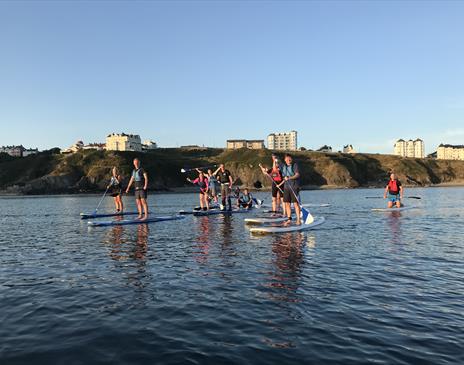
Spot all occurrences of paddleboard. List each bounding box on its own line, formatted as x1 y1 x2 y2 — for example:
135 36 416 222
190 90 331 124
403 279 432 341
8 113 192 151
179 208 219 215
371 206 414 212
80 211 139 220
88 215 185 227
249 217 326 234
193 209 253 216
244 216 289 225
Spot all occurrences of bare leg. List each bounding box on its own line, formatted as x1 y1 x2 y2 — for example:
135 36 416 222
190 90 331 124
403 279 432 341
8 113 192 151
387 201 393 208
272 197 277 212
396 200 401 208
136 199 142 218
141 199 148 220
199 193 204 209
113 197 119 211
118 196 124 212
294 202 301 225
205 194 210 210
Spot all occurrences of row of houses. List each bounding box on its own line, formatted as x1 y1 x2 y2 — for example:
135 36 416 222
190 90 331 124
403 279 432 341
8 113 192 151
0 145 39 157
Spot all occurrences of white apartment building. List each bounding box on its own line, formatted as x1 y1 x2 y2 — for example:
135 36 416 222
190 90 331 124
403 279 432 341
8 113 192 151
394 138 425 158
343 144 356 154
267 131 298 151
437 144 464 160
106 133 142 152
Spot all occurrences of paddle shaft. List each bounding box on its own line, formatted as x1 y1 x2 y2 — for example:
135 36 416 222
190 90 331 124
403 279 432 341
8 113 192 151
95 185 110 213
259 164 284 194
181 165 217 173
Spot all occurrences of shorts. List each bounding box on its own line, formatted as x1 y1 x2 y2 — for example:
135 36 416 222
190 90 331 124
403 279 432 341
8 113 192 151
388 193 400 203
135 189 147 200
220 183 230 197
272 182 283 198
199 189 208 195
209 185 217 196
110 189 122 198
283 184 300 203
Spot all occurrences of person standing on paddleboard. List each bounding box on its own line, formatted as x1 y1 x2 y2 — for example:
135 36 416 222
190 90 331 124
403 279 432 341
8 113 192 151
260 153 283 214
126 158 149 220
206 169 219 203
384 173 404 208
213 164 234 211
107 166 124 213
280 154 302 225
187 170 210 211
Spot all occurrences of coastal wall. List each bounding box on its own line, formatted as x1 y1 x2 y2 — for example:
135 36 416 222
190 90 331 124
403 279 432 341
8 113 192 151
1 148 464 194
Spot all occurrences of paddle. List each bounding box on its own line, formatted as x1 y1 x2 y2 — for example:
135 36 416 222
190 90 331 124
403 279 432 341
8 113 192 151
286 182 314 225
181 165 217 173
365 196 421 199
94 185 110 215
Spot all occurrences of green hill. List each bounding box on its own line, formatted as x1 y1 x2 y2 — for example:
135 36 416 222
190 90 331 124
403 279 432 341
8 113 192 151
1 148 464 194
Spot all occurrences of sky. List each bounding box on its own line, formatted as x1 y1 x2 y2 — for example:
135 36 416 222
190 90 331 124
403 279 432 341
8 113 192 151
0 0 463 154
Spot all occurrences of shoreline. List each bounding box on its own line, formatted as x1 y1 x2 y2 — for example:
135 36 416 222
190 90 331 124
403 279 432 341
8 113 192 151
2 182 464 197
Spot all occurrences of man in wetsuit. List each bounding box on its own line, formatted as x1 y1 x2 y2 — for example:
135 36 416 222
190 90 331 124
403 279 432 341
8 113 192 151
125 158 149 220
213 164 234 211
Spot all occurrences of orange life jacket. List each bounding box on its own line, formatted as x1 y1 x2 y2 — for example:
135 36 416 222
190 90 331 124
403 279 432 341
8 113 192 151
388 179 400 194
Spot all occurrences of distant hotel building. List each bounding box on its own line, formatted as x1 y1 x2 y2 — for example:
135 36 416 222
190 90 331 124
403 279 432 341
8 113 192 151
343 144 356 154
106 133 142 152
437 144 464 160
227 140 265 150
0 145 38 157
394 139 425 158
267 131 297 151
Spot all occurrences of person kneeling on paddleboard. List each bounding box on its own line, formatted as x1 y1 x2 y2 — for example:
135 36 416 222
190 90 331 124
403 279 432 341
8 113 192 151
126 158 149 220
187 170 210 211
107 167 124 213
384 173 404 208
280 154 302 225
213 164 234 211
237 188 254 210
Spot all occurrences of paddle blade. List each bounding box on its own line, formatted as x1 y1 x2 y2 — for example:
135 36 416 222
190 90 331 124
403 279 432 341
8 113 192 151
180 168 186 173
301 207 314 225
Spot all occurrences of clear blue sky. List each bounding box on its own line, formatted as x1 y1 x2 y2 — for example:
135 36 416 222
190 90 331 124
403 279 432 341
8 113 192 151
1 0 463 154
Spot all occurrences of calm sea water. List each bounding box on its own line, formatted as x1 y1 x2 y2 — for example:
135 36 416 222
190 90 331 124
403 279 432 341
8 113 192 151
1 188 463 365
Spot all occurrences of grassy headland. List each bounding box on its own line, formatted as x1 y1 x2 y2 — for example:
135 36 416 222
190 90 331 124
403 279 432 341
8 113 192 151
1 148 464 194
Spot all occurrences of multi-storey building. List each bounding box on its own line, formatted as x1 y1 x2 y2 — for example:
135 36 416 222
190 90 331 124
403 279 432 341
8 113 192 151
0 145 25 157
437 144 464 160
267 131 297 151
106 133 142 152
226 140 265 150
394 138 425 158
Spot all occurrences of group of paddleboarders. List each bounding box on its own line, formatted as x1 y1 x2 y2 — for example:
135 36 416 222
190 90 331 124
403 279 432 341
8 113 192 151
106 158 149 220
259 153 303 225
100 154 406 224
187 164 256 212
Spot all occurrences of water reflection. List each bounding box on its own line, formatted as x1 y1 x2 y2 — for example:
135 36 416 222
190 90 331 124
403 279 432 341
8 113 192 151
193 217 211 265
265 232 311 303
387 212 402 245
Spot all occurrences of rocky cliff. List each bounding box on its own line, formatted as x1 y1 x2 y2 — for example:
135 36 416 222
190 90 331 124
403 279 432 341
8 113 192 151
1 148 464 195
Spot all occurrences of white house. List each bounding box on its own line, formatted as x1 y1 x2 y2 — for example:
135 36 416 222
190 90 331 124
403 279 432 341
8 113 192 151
106 133 142 152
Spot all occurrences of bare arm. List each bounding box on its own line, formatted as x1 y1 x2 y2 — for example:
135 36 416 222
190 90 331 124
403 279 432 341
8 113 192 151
126 176 134 193
384 185 389 198
213 166 221 176
143 172 148 190
399 185 404 198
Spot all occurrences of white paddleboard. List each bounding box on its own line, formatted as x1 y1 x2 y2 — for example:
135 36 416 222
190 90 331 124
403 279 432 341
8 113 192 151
372 206 414 212
244 216 289 225
250 217 326 234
